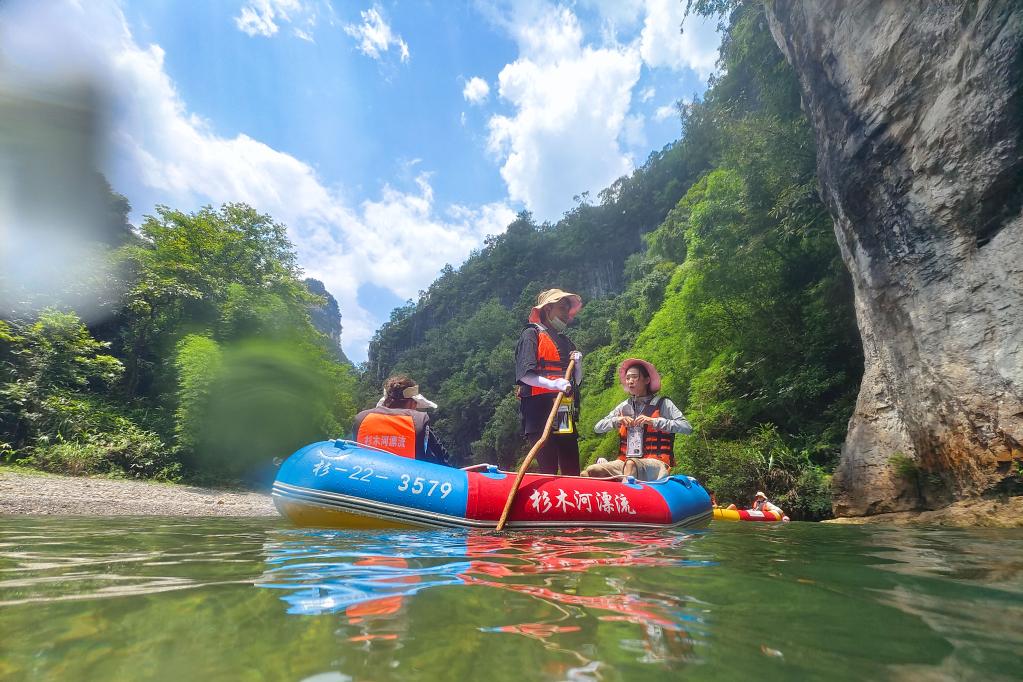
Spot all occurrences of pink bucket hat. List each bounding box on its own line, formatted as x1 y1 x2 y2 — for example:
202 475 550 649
618 358 661 393
528 288 582 324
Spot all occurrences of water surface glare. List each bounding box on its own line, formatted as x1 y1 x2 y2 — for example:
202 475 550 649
1 517 1021 680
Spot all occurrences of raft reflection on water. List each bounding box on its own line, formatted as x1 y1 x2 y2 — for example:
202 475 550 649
257 528 712 666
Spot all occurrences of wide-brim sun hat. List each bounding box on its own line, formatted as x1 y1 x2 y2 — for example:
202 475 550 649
755 491 767 499
618 358 661 393
528 288 582 324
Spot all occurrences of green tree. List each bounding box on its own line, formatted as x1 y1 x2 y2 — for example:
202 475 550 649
115 203 314 397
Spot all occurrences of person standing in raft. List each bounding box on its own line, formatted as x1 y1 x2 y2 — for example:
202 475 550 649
515 288 584 476
582 358 692 481
352 375 452 466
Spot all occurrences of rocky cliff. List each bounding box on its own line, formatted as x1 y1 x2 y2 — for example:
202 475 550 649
304 278 349 364
764 1 1023 515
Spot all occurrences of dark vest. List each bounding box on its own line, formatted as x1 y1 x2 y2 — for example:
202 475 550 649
519 323 569 398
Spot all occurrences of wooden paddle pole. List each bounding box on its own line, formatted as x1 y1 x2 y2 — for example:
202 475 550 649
495 358 575 531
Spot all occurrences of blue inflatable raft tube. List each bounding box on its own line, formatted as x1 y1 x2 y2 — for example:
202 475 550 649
272 440 712 530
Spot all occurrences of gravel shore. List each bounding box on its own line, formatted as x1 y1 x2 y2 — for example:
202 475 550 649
0 468 277 516
5 466 1019 526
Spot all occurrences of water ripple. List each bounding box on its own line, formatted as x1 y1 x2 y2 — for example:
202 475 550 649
2 518 1022 680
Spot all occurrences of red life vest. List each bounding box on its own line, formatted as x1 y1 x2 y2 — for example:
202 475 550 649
519 323 570 398
353 407 428 459
617 397 675 467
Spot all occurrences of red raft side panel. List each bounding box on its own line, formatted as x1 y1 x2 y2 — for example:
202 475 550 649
466 471 673 527
737 509 783 522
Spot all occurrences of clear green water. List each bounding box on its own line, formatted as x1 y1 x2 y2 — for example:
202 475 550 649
1 518 1021 681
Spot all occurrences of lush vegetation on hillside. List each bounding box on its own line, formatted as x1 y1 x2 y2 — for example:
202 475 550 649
366 2 862 519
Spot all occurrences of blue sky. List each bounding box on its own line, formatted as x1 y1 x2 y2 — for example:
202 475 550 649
0 0 721 361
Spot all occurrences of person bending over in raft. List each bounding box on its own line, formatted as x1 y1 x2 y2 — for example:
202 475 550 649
352 375 452 466
582 358 692 481
514 288 584 476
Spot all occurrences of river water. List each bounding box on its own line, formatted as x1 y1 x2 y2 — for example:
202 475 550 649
1 517 1020 681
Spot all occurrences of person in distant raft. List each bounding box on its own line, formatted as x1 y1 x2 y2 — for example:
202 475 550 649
751 491 785 517
352 375 452 466
582 359 691 481
726 491 788 520
515 288 584 476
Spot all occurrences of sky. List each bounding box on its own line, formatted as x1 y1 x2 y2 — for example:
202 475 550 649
0 0 721 361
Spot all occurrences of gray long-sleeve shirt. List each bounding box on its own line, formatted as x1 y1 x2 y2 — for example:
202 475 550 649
594 395 692 456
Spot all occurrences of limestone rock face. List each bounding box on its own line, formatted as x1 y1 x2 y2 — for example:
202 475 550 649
764 1 1023 515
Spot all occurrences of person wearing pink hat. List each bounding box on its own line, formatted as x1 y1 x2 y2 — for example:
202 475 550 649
582 358 691 481
514 288 584 476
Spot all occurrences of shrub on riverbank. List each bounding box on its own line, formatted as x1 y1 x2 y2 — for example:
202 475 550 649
25 393 180 480
679 423 833 520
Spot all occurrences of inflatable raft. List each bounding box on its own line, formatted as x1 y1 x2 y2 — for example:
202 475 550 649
272 440 712 530
712 507 788 522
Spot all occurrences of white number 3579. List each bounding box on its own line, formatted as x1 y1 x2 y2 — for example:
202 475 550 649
398 475 453 498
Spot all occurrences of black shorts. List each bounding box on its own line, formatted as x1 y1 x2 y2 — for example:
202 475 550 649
526 432 580 477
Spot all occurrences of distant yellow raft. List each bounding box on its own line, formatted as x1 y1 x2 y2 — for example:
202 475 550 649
713 507 788 523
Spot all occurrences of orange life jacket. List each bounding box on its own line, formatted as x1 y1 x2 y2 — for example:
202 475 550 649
519 323 570 398
617 396 675 467
353 407 428 459
346 557 417 622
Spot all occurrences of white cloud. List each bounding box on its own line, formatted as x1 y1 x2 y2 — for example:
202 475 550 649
654 104 675 121
477 1 722 220
577 0 645 27
462 76 490 105
639 0 720 79
622 113 646 149
356 177 515 301
0 0 512 359
234 0 305 38
511 4 583 63
486 4 641 219
343 6 409 63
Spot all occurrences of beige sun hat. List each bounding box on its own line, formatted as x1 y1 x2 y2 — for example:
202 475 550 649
377 383 438 409
528 288 582 324
755 491 767 499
